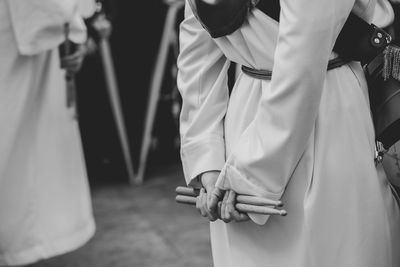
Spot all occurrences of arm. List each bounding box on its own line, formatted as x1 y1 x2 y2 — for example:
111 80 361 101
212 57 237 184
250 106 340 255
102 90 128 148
216 0 355 224
177 1 230 188
60 4 90 74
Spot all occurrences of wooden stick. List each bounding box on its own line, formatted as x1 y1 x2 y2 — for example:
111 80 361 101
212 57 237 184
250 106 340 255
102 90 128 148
175 186 198 197
99 38 136 184
237 195 283 207
175 186 283 207
175 195 287 216
236 203 287 216
176 195 197 205
136 0 184 184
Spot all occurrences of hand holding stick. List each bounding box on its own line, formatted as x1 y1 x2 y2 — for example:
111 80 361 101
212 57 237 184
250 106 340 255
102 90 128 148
175 186 287 216
59 23 85 119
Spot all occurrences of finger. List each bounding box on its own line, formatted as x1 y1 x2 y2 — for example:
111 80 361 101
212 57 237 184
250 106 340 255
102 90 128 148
195 190 203 216
61 49 86 67
208 187 223 215
200 189 218 221
211 187 224 199
225 190 236 221
65 65 81 73
220 191 227 221
195 189 203 209
62 54 81 62
61 56 83 65
206 194 218 222
225 191 249 222
60 60 82 71
221 192 230 223
217 201 222 219
200 190 209 218
228 205 249 222
65 60 85 73
206 192 219 222
196 189 207 217
233 211 250 222
195 196 203 215
62 50 85 62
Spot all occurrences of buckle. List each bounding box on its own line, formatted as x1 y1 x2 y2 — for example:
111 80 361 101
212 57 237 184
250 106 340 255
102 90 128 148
371 24 393 49
375 141 387 164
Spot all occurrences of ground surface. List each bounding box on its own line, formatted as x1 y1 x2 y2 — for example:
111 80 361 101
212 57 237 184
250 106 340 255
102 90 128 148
27 164 213 267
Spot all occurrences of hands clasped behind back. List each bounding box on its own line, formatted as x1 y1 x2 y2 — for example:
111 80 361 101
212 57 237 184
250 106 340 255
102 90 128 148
196 171 249 223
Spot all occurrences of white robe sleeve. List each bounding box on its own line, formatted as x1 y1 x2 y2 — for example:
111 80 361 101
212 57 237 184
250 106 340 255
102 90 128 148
215 0 356 223
177 2 230 187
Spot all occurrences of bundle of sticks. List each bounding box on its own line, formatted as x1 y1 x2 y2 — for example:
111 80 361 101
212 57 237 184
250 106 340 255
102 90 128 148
175 186 287 216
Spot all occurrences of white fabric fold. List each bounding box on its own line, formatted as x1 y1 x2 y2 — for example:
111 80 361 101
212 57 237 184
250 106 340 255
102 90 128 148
181 136 226 186
373 0 395 27
6 0 87 56
177 3 230 185
178 0 400 265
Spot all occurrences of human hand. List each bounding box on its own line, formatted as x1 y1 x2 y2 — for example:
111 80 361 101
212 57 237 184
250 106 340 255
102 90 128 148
60 43 87 75
196 171 223 221
220 190 249 223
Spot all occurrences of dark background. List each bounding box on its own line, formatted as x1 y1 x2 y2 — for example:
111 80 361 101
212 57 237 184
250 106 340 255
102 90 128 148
76 0 185 185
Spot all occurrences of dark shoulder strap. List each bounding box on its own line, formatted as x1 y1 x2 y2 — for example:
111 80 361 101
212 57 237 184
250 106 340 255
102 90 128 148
187 0 251 38
255 0 280 22
256 0 391 65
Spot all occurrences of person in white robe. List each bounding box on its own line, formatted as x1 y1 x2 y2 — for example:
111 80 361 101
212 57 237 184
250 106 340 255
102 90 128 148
177 0 400 266
0 0 96 265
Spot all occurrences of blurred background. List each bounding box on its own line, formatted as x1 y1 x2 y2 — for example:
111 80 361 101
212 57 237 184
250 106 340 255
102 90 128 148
3 1 399 267
78 0 182 185
26 0 213 266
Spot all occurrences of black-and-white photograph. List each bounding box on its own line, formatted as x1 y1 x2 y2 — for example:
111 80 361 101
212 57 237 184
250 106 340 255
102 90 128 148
0 0 400 266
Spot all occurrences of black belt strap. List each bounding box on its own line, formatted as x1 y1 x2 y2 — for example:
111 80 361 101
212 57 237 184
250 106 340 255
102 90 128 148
241 57 349 80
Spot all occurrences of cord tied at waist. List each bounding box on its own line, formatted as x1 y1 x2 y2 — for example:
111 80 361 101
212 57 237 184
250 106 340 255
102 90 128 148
241 57 349 80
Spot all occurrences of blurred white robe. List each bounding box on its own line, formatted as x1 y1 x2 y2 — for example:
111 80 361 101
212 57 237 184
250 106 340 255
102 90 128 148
0 0 95 265
178 0 400 266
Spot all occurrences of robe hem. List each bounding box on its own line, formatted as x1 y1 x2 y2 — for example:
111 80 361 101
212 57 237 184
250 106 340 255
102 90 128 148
0 219 95 266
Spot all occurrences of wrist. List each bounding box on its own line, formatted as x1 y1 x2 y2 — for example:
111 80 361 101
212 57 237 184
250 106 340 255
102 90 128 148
200 171 220 191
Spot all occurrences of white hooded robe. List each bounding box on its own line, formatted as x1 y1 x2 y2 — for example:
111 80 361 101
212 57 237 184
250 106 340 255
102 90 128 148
178 0 400 266
0 0 95 265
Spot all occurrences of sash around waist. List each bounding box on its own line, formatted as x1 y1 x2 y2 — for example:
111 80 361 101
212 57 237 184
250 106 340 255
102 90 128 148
241 57 350 80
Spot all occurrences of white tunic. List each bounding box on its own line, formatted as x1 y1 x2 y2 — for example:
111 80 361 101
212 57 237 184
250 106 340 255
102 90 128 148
0 1 95 265
177 0 400 266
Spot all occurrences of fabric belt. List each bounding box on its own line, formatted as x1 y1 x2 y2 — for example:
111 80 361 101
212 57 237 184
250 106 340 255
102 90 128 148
241 57 350 80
